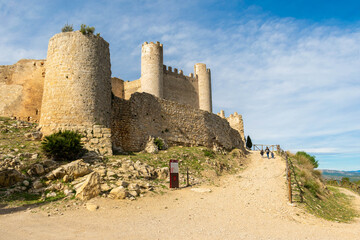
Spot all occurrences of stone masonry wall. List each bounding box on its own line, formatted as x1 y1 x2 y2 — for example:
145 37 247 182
227 112 245 143
124 79 141 100
111 77 125 99
112 92 245 152
0 59 45 122
40 31 112 134
39 31 112 155
163 66 199 109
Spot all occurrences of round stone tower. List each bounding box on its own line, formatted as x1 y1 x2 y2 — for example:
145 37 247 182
141 41 163 98
194 63 212 112
39 31 112 135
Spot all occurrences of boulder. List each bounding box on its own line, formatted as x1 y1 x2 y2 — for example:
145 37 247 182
156 167 169 180
24 131 43 140
46 159 91 180
144 136 158 154
108 187 129 199
116 180 129 188
33 180 43 189
46 167 66 180
0 169 25 187
63 159 91 178
33 164 45 175
75 172 101 201
86 203 99 211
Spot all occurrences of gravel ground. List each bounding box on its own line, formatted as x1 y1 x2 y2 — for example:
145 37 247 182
1 151 360 240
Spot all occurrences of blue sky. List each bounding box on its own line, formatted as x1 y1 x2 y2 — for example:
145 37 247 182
1 0 360 170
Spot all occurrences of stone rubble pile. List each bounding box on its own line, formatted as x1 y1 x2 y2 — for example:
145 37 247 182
0 153 170 201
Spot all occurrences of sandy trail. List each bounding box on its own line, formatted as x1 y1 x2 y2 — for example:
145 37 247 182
1 151 360 240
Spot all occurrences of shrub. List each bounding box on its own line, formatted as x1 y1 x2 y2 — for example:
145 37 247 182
154 138 164 150
41 130 83 161
61 24 73 32
80 24 95 35
295 151 319 168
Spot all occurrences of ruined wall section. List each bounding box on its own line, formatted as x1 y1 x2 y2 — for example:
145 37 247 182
124 79 141 99
227 112 245 142
39 31 112 155
0 59 45 121
112 92 245 152
163 65 199 109
111 77 124 99
111 78 141 100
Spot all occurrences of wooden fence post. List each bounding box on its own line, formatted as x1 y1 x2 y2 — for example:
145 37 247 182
186 167 189 187
286 153 292 203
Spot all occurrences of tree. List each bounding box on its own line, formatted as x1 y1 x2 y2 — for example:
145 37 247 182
246 135 252 149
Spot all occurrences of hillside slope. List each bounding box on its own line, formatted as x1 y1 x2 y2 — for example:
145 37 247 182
1 151 360 239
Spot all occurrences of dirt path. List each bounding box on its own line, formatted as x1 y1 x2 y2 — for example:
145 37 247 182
1 151 360 240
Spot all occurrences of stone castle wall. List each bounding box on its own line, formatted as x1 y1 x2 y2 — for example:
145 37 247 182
40 31 112 134
39 31 112 155
163 66 199 109
111 77 125 99
227 112 245 143
112 92 245 152
0 59 45 122
0 34 244 156
111 78 141 100
111 42 212 112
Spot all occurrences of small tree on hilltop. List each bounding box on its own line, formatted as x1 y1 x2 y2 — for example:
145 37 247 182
62 23 74 32
246 135 252 149
80 24 95 35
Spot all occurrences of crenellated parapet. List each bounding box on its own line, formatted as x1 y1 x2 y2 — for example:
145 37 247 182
226 112 245 143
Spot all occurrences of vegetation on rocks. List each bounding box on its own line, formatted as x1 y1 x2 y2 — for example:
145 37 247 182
61 23 74 32
41 130 84 161
80 24 95 35
0 117 248 211
287 151 358 222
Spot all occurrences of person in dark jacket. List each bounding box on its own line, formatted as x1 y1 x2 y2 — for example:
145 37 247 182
265 147 270 159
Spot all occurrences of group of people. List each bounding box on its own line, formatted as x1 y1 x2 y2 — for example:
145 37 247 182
260 147 275 159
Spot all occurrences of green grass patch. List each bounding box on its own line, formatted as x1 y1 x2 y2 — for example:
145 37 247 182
0 191 66 207
110 146 246 180
303 186 359 222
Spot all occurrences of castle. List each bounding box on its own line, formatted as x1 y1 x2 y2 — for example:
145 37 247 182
0 31 245 154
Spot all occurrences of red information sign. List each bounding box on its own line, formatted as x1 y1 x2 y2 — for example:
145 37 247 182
169 159 179 188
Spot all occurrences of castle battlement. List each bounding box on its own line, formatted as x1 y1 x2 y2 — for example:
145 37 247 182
142 41 163 48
